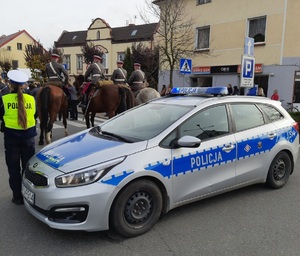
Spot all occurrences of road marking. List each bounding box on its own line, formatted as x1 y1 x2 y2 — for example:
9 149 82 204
36 116 107 129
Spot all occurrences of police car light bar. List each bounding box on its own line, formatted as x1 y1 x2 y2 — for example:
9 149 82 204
170 87 228 96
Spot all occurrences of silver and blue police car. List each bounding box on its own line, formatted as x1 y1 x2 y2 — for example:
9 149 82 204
22 87 299 238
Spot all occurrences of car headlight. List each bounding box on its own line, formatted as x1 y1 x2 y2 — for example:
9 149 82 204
55 157 125 187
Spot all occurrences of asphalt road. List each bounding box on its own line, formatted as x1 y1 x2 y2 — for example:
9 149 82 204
0 115 300 256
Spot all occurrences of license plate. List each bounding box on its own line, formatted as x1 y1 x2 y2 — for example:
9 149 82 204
22 184 35 205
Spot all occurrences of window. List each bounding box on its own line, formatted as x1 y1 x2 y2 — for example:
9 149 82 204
179 105 229 140
97 31 100 40
63 55 71 70
197 0 211 4
258 104 284 122
102 53 107 68
7 46 11 51
117 52 125 62
12 60 18 69
231 104 264 132
76 55 83 70
27 44 33 52
17 43 22 50
248 16 266 43
196 26 210 50
131 30 138 36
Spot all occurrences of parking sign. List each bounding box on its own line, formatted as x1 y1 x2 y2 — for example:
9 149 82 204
240 55 255 88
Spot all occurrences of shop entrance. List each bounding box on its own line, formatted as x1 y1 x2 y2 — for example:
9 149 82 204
254 75 269 96
191 76 212 87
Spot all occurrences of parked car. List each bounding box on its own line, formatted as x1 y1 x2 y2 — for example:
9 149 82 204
22 87 299 238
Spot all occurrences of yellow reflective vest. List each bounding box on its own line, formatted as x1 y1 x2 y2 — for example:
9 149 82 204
2 93 36 130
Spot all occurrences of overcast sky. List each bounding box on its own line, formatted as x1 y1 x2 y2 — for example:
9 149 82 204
1 0 158 49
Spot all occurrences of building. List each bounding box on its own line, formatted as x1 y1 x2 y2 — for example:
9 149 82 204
0 30 41 70
54 18 158 80
155 0 300 107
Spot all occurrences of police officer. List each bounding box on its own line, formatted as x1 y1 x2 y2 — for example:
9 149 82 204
0 70 37 205
128 63 145 95
80 55 106 108
111 61 127 85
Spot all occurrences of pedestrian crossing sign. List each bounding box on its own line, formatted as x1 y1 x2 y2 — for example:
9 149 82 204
180 58 192 74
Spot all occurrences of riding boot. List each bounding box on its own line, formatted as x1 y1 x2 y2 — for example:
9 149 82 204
79 94 87 108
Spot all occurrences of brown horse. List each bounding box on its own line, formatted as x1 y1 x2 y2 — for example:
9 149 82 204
74 76 135 128
37 84 69 145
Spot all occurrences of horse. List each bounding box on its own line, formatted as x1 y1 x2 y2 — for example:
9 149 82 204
37 84 69 145
74 75 135 128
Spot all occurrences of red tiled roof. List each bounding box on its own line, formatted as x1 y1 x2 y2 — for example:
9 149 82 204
0 30 40 47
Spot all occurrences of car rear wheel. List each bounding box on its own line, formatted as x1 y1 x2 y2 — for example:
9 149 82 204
266 151 292 189
110 179 163 238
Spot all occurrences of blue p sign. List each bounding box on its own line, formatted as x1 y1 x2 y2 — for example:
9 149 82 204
243 58 254 78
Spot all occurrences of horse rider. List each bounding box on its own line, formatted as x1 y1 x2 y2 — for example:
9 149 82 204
111 61 127 85
128 63 145 96
79 54 106 108
45 53 71 100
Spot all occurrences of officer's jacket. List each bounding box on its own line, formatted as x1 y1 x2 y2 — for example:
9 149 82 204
46 61 69 83
84 63 106 84
111 68 127 84
128 69 145 85
2 93 36 130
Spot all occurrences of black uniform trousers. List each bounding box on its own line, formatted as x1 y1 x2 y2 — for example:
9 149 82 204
4 135 35 200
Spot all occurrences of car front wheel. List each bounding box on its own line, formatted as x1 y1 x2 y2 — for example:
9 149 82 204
110 179 163 238
266 151 292 189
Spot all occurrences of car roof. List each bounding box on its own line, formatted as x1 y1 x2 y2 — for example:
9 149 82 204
152 93 281 108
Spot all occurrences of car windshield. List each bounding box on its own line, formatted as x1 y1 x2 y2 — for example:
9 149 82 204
99 103 193 142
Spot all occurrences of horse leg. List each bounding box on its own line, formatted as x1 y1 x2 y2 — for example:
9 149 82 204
91 112 96 127
62 110 69 137
85 112 90 129
39 124 45 145
45 113 57 144
107 111 115 118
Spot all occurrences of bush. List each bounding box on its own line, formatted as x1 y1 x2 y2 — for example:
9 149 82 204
288 112 300 123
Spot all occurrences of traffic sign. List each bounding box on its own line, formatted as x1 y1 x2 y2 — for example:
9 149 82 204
180 58 192 74
240 55 255 88
244 37 254 56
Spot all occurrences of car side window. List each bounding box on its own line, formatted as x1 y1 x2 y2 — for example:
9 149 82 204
231 104 265 132
257 103 284 122
179 105 229 140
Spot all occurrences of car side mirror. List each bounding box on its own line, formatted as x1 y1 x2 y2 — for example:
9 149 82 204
175 135 201 148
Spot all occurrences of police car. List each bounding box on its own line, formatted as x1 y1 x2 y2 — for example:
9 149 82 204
22 87 299 238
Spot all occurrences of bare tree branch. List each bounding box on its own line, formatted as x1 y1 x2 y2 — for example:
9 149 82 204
141 0 214 87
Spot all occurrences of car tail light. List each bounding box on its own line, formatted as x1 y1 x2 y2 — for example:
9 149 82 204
293 122 299 133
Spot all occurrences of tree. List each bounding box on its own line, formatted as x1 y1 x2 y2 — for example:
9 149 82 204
123 47 134 78
0 48 12 75
0 60 11 74
81 42 104 64
24 42 49 82
142 0 202 87
131 43 159 88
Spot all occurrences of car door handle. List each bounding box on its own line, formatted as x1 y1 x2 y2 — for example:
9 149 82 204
222 144 235 153
268 132 276 139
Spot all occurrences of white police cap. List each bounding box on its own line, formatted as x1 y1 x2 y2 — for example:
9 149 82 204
7 70 29 85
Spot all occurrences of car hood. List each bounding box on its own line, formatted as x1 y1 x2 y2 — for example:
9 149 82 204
36 130 148 173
